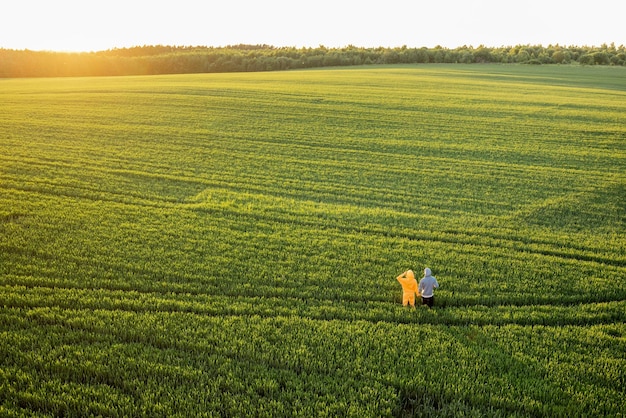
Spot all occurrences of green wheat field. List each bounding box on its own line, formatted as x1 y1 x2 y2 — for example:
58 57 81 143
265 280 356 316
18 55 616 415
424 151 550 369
1 64 625 417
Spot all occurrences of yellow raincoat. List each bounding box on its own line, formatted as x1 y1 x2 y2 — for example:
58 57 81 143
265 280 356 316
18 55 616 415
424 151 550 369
397 270 420 307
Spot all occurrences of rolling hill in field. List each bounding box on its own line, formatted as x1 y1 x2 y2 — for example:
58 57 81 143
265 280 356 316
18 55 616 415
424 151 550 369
1 64 625 417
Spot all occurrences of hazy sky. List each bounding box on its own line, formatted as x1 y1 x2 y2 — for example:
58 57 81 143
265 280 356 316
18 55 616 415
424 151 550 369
2 0 624 52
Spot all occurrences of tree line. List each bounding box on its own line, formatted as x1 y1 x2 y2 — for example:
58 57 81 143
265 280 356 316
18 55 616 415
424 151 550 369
1 43 624 77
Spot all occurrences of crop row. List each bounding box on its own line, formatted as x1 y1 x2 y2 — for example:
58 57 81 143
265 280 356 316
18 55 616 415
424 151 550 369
3 178 624 288
3 221 623 317
1 305 624 417
1 280 624 327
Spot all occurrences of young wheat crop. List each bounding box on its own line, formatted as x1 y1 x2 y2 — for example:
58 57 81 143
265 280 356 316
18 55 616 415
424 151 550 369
1 64 625 417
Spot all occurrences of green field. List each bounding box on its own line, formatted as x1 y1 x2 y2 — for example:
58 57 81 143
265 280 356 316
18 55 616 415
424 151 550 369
1 64 625 417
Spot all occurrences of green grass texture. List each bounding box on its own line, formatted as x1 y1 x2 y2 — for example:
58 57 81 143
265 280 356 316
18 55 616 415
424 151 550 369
1 64 625 417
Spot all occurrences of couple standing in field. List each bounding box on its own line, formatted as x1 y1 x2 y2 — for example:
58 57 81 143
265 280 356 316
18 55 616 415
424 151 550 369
396 268 439 308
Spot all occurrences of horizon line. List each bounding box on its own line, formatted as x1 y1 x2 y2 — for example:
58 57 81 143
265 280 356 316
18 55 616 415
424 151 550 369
2 42 624 54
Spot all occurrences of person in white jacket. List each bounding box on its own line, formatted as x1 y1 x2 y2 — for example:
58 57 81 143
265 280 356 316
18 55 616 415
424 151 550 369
418 268 439 308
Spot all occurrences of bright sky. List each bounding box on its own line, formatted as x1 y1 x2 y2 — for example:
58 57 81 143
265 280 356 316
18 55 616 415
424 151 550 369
2 0 624 52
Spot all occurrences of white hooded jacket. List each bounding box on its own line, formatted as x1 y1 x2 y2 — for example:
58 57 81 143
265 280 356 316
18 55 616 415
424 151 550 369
418 268 439 298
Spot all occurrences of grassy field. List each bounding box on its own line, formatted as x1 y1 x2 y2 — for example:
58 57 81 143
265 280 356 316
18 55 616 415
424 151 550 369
1 64 625 417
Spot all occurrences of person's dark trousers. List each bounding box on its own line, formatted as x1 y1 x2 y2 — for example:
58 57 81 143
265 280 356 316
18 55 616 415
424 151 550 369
422 296 434 308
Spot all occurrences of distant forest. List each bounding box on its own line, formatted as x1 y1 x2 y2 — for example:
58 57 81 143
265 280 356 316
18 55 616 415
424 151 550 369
1 43 624 77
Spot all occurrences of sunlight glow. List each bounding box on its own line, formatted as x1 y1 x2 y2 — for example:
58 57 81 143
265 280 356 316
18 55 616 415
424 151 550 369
2 0 625 52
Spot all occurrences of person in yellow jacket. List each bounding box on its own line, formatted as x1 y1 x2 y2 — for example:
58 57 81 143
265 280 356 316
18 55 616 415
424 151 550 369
396 269 420 308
